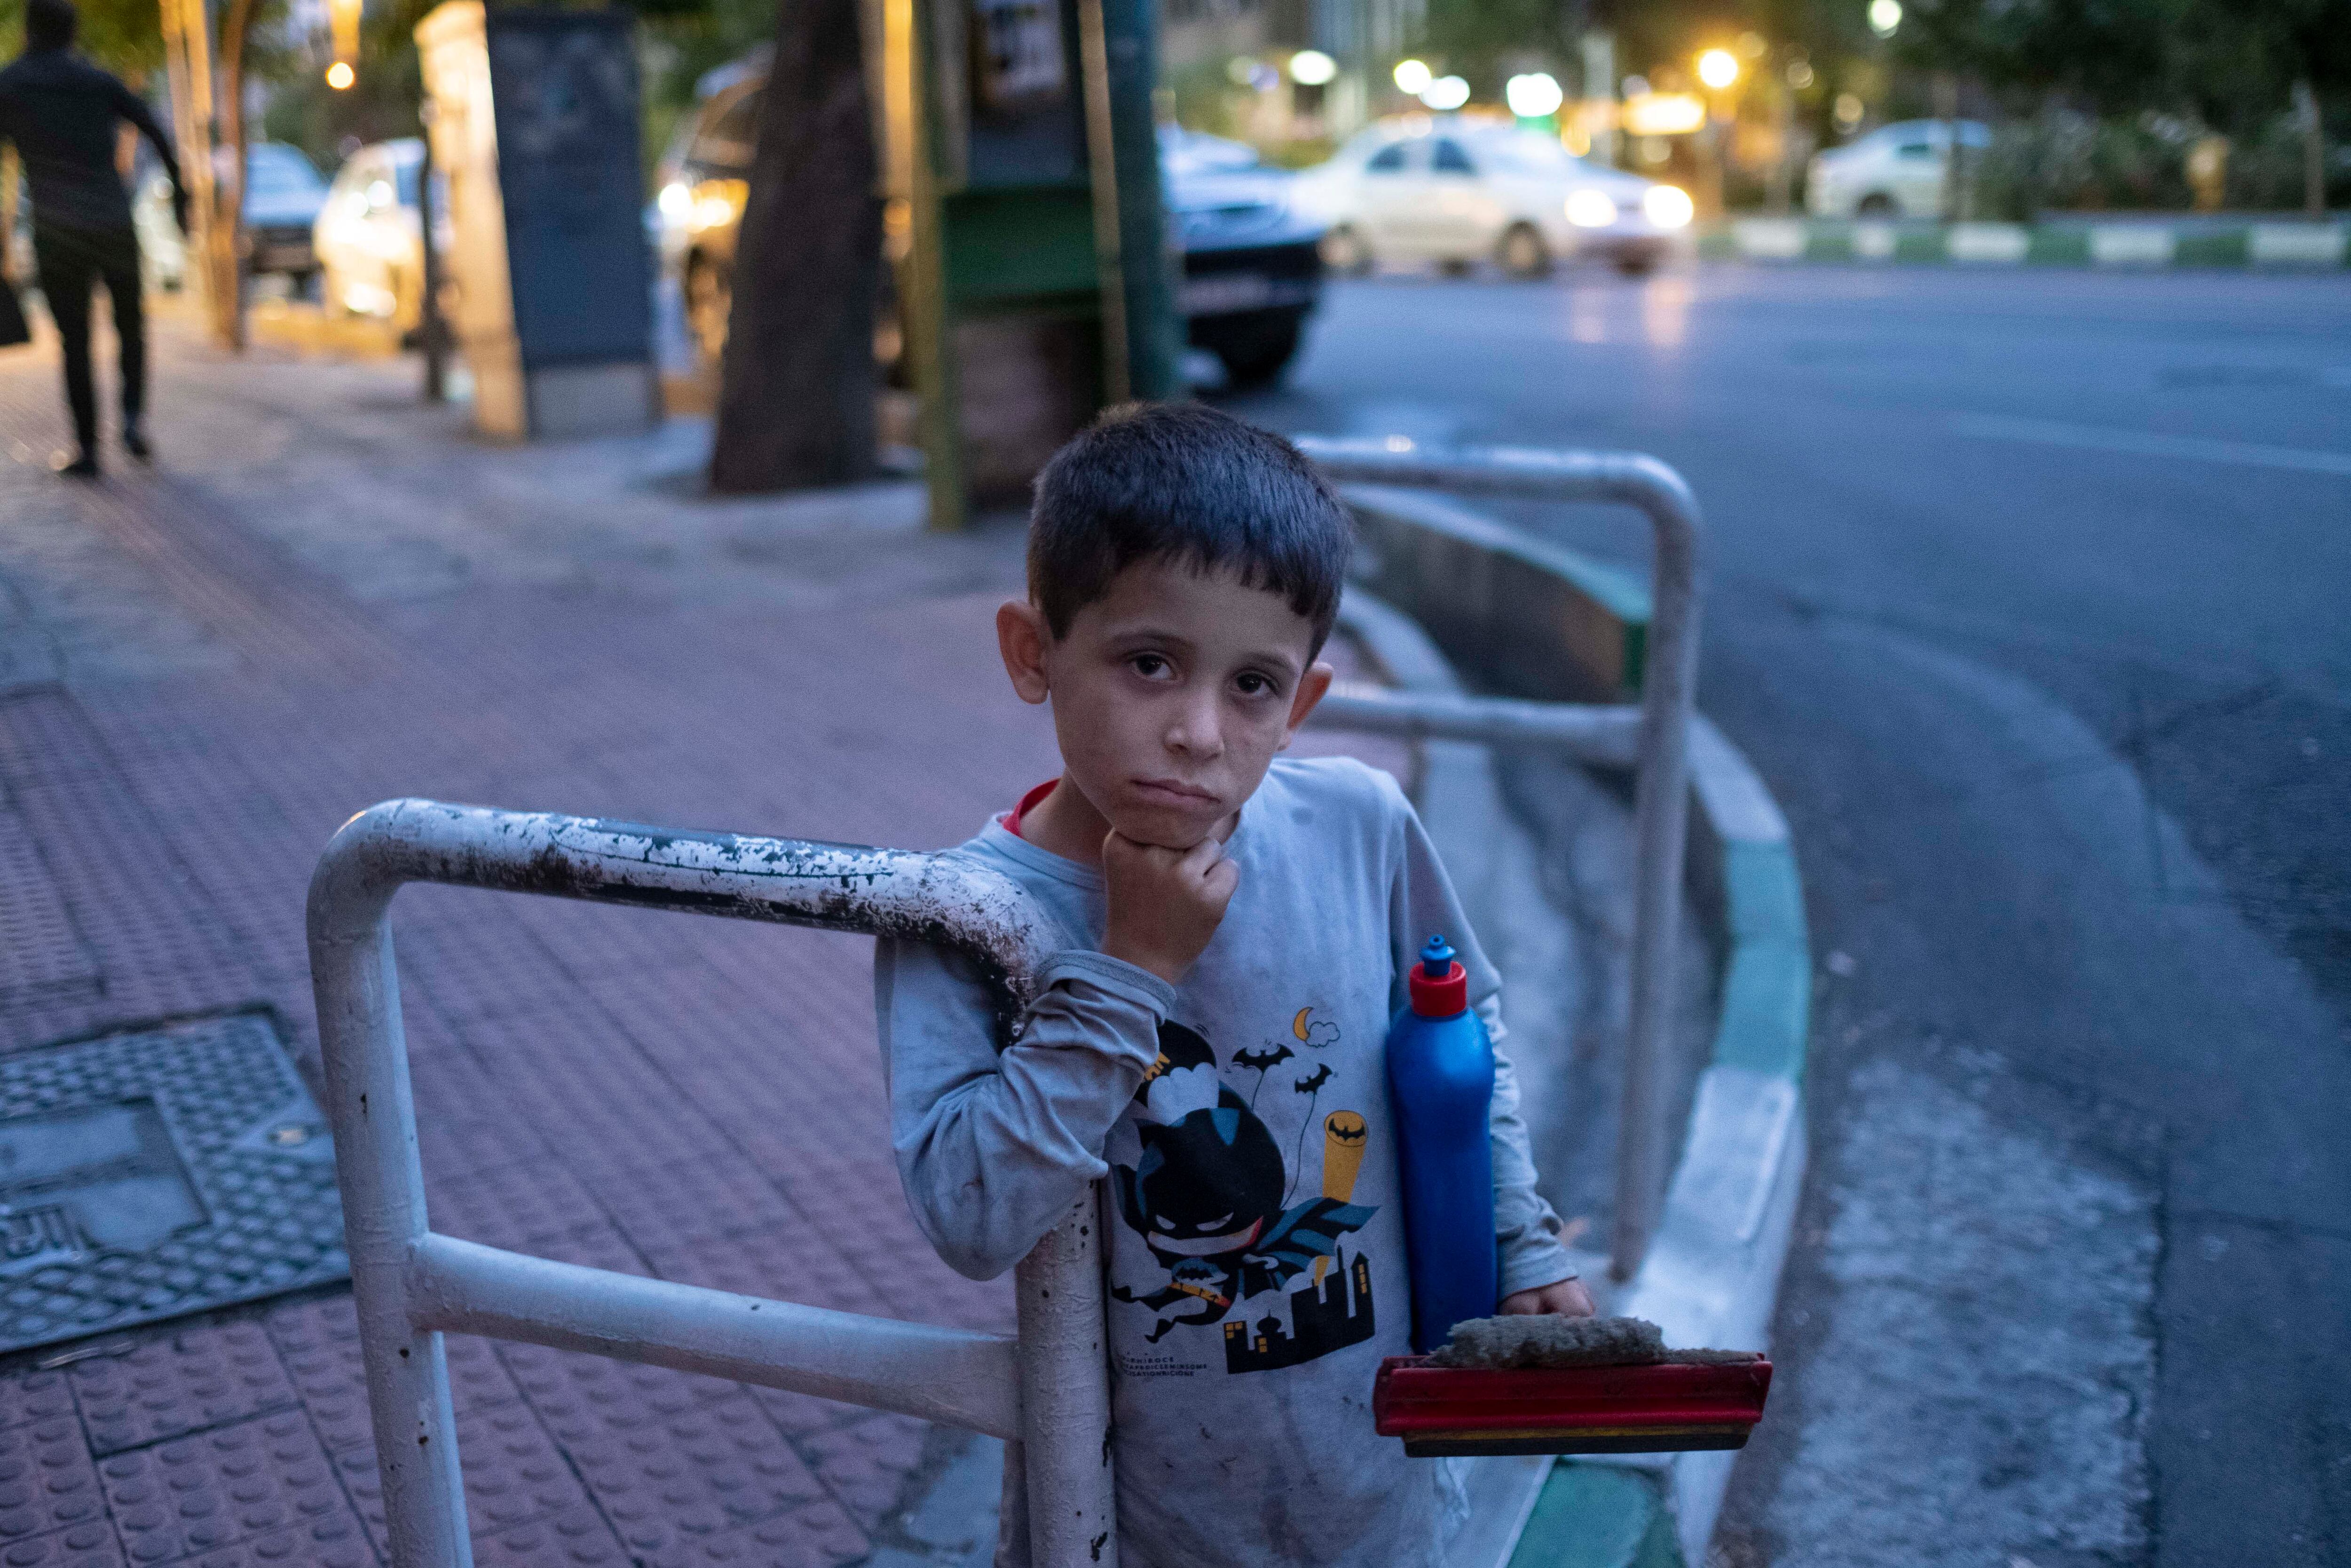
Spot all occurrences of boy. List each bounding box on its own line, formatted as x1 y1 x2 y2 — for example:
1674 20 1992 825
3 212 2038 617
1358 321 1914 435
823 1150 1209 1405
876 403 1592 1567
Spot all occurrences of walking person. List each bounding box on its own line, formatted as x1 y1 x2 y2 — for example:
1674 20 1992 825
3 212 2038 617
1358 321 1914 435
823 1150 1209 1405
0 0 187 477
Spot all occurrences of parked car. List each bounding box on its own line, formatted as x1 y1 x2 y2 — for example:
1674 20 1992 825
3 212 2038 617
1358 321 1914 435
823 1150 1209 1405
652 77 1328 388
135 142 329 292
1159 127 1326 386
1292 117 1689 278
313 139 451 329
1804 119 1992 219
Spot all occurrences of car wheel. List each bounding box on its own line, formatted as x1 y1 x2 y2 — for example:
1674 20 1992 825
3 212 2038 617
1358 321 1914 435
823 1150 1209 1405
1202 311 1304 390
1497 223 1552 280
1319 225 1373 277
1856 193 1897 217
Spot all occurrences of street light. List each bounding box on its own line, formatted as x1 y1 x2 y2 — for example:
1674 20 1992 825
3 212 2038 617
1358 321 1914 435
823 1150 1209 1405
1289 49 1337 87
1505 72 1563 120
1867 0 1902 38
1392 59 1432 95
325 60 354 89
1696 49 1739 91
1420 75 1471 111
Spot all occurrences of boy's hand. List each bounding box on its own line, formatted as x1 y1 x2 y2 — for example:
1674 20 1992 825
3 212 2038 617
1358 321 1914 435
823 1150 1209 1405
1100 831 1238 985
1499 1278 1597 1318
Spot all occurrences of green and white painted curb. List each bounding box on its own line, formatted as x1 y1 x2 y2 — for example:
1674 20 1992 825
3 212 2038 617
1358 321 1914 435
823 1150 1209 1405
1341 486 1812 1568
1700 215 2348 269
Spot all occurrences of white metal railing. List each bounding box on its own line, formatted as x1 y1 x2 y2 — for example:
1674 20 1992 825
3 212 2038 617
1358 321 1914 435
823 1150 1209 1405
307 442 1700 1567
1297 437 1703 1282
305 801 1110 1568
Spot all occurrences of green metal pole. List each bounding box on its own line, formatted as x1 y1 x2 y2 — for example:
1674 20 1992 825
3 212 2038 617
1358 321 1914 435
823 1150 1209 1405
1097 0 1178 401
899 0 965 530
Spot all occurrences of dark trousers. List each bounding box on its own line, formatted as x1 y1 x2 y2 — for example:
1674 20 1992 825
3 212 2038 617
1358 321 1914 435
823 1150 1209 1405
33 222 145 453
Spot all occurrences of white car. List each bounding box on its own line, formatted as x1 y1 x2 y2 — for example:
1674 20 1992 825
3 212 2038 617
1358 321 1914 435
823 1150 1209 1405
1294 118 1691 277
313 138 450 327
1805 119 1991 219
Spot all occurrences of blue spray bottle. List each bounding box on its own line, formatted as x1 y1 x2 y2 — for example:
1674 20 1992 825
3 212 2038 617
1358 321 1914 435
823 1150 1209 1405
1387 935 1499 1354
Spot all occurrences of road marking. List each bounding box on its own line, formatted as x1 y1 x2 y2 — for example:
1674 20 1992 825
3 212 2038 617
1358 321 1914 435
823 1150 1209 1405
1949 413 2351 476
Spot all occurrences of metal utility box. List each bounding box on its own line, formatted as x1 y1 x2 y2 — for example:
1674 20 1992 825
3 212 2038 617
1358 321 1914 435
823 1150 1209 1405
416 2 657 441
883 0 1175 525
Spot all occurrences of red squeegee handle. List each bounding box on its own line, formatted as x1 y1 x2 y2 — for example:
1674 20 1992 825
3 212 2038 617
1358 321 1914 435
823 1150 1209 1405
1372 1356 1772 1437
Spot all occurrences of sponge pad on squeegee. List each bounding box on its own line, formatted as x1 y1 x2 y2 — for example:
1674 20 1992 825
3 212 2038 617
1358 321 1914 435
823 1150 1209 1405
1373 1316 1773 1457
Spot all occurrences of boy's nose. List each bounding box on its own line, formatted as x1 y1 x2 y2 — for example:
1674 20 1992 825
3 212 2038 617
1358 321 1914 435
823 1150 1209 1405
1165 693 1226 759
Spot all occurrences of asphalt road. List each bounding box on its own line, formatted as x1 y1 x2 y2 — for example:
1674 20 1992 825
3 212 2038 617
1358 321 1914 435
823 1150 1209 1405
1223 264 2351 1567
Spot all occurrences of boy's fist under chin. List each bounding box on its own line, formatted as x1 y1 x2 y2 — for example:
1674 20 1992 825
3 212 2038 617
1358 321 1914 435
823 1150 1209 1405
1100 830 1239 985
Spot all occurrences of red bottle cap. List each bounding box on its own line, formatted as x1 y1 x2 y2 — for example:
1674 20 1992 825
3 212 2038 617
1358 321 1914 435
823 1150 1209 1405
1408 936 1468 1017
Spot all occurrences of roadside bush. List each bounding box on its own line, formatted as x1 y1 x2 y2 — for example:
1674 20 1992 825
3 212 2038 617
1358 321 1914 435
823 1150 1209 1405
1972 105 2348 215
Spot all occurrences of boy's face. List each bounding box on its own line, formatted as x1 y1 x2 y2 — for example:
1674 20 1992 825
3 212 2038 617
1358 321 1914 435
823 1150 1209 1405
998 559 1334 851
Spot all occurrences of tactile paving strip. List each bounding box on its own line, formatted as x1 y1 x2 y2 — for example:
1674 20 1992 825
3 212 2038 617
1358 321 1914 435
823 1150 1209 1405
67 1323 298 1457
0 1014 346 1356
96 1406 349 1564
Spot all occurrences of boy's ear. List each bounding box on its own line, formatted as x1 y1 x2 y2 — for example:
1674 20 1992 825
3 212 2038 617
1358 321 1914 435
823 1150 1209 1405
1278 660 1336 749
996 600 1054 706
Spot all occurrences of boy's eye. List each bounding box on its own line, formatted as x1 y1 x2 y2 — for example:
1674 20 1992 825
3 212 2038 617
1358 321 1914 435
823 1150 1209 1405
1131 654 1173 679
1234 672 1277 697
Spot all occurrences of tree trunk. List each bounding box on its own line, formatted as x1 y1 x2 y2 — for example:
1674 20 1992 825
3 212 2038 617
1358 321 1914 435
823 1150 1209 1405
207 0 259 351
706 0 880 494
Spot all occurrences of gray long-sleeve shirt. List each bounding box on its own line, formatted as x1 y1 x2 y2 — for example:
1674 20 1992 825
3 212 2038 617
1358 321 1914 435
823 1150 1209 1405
876 756 1574 1568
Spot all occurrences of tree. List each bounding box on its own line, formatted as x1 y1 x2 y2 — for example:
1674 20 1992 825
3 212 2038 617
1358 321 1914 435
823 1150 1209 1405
705 0 878 493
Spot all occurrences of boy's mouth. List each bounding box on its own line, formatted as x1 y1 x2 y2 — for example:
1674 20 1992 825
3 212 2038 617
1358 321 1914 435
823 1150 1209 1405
1131 778 1220 808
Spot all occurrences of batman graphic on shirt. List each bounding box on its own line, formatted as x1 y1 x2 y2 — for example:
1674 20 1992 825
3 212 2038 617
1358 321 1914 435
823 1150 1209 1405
1110 1019 1379 1371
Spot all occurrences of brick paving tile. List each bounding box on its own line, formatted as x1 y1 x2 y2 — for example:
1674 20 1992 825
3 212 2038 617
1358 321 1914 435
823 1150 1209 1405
646 1497 870 1568
266 1293 517 1459
422 1158 608 1253
500 1345 737 1426
584 1155 808 1265
473 1503 627 1568
68 1325 297 1457
96 1412 346 1566
336 1399 587 1553
0 1418 109 1546
797 1416 928 1533
544 1391 825 1563
0 1522 125 1567
0 1380 78 1439
157 1512 371 1568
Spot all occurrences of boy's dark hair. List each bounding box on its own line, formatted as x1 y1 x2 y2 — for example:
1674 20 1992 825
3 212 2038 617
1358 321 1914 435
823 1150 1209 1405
1028 402 1353 652
25 0 77 50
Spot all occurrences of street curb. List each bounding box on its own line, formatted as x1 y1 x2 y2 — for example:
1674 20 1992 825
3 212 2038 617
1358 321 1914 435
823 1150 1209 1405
1340 485 1812 1568
1699 215 2349 269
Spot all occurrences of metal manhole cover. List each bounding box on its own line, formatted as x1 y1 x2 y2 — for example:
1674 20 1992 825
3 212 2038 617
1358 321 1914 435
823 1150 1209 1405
0 1011 346 1354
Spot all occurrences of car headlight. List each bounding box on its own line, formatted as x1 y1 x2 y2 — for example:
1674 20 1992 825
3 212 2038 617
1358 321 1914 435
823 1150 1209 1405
657 182 693 221
1565 189 1619 229
1643 185 1695 229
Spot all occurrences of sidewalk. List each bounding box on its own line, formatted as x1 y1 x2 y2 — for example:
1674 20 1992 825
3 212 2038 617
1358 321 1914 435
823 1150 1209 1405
0 323 1403 1568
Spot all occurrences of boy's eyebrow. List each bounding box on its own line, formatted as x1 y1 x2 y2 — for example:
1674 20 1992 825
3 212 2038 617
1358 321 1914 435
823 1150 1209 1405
1111 626 1306 673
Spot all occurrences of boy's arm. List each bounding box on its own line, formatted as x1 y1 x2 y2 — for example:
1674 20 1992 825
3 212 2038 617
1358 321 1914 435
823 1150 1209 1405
1389 782 1580 1299
876 936 1171 1281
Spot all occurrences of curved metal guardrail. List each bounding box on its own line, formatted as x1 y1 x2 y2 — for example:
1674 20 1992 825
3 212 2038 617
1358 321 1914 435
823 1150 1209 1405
1296 436 1702 1281
306 800 1110 1568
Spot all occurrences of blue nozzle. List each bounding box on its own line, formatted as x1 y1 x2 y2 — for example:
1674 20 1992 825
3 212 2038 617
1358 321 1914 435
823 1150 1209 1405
1420 935 1456 979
